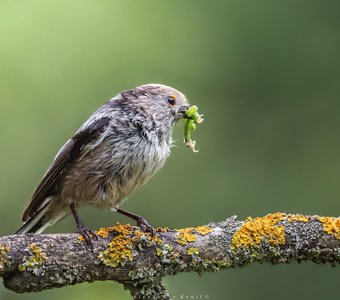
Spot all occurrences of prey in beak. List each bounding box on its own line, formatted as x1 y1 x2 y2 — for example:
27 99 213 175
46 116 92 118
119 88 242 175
183 105 204 152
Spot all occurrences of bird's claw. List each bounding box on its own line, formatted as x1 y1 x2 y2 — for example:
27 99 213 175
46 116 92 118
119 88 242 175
136 217 156 236
77 223 98 247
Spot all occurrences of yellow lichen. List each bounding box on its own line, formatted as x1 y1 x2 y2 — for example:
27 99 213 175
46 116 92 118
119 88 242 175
231 212 286 251
195 226 212 235
97 223 134 268
287 214 310 222
151 234 164 245
18 243 47 272
96 224 131 239
96 227 112 238
98 223 163 268
156 248 164 257
99 235 133 268
319 216 340 239
112 223 133 235
176 228 197 245
0 243 9 272
29 244 47 262
187 247 199 256
175 226 211 245
155 226 170 233
78 235 85 241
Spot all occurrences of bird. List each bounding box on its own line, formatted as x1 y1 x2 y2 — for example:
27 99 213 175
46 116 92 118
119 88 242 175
16 83 190 245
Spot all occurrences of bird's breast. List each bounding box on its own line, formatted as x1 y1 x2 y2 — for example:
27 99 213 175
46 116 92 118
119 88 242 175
61 131 171 208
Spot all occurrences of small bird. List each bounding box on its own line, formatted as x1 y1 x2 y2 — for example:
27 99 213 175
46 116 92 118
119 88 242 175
16 83 190 245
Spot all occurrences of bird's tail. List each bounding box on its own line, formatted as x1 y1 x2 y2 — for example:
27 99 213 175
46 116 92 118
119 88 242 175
15 201 52 234
16 200 69 234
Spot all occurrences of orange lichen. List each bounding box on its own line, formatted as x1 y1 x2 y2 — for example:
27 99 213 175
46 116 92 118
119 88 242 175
176 228 197 245
231 212 286 251
195 226 212 235
287 214 310 222
319 216 340 239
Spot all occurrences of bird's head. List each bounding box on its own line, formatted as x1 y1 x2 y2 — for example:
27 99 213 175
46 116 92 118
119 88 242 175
119 84 190 129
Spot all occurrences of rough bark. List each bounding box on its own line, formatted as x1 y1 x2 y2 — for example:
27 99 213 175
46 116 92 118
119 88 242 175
0 213 339 299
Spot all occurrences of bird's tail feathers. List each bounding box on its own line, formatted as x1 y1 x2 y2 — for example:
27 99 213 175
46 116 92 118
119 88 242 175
16 201 56 234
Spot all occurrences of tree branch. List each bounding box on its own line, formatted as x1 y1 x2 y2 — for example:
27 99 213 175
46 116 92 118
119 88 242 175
0 213 339 299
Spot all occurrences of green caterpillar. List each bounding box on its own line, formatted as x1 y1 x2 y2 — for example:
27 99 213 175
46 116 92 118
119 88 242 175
184 105 204 153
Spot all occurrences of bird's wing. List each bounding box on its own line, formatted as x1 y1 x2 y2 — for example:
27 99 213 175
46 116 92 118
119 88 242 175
22 117 111 222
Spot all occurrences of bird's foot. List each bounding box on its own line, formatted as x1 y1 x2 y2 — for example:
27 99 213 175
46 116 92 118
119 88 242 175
136 217 156 236
77 223 98 247
115 208 156 236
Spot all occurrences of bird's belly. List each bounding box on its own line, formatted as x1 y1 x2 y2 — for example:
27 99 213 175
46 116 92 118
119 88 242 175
60 140 169 208
94 154 167 208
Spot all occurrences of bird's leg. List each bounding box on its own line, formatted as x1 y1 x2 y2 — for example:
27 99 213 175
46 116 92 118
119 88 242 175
70 203 98 246
116 208 155 236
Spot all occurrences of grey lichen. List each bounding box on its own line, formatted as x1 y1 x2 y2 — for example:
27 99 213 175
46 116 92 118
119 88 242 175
156 243 180 265
128 267 160 283
48 266 81 286
127 280 170 300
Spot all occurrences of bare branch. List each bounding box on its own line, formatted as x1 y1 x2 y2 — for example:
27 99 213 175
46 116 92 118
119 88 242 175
0 213 339 300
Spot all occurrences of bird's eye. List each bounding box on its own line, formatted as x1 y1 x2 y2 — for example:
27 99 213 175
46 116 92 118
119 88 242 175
166 96 176 106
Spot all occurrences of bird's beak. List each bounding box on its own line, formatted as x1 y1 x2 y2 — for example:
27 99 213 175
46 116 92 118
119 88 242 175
176 103 191 119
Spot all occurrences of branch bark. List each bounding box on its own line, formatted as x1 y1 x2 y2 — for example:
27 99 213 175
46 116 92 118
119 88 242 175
0 213 339 299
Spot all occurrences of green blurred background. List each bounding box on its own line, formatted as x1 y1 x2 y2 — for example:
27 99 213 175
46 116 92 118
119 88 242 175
1 0 339 299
